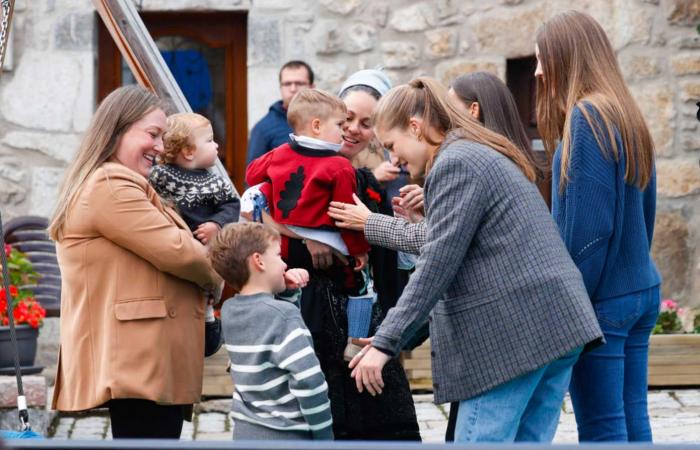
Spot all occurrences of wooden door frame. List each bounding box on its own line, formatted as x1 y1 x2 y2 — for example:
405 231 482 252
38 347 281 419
97 11 248 190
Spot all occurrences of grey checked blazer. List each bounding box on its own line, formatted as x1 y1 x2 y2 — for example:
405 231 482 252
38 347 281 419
372 135 603 404
365 215 425 256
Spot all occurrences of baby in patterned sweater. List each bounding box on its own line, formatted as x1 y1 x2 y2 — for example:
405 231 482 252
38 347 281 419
149 113 240 357
149 112 240 246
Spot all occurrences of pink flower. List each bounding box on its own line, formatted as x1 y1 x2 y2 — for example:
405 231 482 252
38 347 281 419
661 299 678 311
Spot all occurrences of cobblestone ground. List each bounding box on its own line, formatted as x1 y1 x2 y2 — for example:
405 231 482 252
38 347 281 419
48 390 700 443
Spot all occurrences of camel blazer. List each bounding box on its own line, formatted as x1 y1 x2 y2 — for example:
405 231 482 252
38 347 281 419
52 162 222 411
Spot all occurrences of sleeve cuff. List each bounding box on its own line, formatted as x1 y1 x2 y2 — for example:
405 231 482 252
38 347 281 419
372 333 399 358
364 213 388 246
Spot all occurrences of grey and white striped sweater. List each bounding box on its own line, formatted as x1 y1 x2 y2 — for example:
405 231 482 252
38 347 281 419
221 292 333 440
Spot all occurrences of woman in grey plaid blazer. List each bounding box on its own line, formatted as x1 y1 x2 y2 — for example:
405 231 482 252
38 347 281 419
344 77 603 443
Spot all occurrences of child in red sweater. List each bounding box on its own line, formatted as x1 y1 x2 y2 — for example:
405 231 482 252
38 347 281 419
246 89 374 361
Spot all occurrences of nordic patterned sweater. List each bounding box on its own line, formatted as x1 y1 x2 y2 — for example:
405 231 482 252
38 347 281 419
221 292 333 440
149 164 240 232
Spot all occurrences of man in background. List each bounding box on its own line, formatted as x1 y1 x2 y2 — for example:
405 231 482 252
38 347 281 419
246 60 315 164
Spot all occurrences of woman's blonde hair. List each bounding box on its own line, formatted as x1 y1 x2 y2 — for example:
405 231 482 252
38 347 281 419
535 10 655 191
48 85 166 241
372 77 537 181
161 112 210 164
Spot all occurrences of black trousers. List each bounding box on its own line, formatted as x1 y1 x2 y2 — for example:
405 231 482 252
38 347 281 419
445 401 458 441
108 399 185 439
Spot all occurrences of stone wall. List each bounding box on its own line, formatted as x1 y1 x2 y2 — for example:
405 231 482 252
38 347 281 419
0 0 698 308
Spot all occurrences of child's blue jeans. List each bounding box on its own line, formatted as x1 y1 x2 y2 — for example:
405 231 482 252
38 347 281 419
569 285 660 442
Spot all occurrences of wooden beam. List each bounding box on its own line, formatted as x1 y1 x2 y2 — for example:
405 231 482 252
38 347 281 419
92 0 237 194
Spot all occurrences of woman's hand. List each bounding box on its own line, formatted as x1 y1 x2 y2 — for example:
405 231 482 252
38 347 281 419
349 343 390 396
284 268 310 289
373 161 400 183
304 239 335 270
195 221 220 245
328 194 371 231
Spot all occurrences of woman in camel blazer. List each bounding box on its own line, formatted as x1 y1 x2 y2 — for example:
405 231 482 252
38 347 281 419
48 85 222 439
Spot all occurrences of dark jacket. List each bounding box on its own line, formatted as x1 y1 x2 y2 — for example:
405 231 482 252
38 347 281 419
247 100 293 164
372 135 604 404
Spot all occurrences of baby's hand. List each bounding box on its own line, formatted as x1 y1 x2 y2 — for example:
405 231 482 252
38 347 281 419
284 268 310 290
354 253 368 271
195 222 220 245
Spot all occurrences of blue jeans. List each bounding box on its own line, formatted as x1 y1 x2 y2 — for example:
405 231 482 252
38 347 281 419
569 285 660 442
455 348 582 443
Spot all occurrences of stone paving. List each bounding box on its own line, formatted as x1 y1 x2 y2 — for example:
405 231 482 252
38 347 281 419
44 390 700 443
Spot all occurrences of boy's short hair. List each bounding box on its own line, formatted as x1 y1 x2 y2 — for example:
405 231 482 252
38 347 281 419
161 112 210 164
287 89 347 133
209 222 281 291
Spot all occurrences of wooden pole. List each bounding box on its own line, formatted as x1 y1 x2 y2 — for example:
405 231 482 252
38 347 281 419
92 0 238 194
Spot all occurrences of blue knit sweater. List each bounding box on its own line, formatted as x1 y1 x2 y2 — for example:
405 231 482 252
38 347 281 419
552 105 661 301
247 100 293 164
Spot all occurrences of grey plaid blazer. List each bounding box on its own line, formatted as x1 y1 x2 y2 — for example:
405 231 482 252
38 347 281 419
372 135 603 404
365 215 425 256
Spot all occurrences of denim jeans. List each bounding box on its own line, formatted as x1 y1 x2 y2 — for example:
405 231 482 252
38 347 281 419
455 348 582 443
569 285 660 442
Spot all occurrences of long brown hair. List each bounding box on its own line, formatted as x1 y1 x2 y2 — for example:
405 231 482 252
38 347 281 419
451 71 544 182
373 76 537 181
535 10 654 191
48 85 166 241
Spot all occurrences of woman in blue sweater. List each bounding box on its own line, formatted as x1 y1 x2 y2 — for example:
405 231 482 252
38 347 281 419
535 11 661 442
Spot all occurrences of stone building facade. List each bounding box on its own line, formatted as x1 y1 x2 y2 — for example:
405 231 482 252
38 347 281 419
0 0 698 307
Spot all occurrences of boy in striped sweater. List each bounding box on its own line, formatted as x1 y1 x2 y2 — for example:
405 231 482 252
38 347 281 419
209 222 333 440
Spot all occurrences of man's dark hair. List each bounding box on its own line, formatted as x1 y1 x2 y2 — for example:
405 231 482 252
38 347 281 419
279 60 314 85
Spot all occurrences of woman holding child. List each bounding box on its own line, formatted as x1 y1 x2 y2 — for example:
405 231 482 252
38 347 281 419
347 76 604 443
48 85 223 439
246 70 420 440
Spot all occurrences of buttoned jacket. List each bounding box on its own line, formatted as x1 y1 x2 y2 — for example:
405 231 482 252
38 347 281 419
52 162 221 411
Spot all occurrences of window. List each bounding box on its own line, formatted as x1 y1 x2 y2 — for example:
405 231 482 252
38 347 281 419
98 12 248 190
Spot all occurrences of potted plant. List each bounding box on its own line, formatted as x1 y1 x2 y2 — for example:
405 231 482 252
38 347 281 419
648 299 700 387
0 244 45 370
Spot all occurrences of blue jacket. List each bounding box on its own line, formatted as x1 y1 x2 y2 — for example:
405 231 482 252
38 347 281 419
552 105 661 301
246 100 292 164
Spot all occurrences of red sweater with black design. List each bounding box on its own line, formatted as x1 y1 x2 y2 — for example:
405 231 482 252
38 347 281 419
245 142 370 256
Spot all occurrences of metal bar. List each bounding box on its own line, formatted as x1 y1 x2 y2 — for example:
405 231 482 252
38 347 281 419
0 0 16 71
92 0 237 194
3 440 684 450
